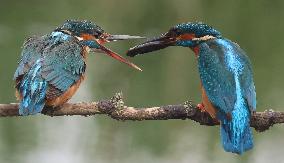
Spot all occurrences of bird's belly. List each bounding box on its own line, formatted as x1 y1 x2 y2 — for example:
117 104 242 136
201 84 217 118
46 75 85 106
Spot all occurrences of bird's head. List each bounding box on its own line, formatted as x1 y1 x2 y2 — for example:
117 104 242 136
127 22 222 56
56 20 143 71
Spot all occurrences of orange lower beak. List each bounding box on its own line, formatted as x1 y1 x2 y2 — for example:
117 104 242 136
96 43 142 71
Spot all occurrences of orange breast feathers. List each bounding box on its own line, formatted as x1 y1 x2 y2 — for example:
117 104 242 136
81 33 95 40
46 75 85 106
200 85 217 119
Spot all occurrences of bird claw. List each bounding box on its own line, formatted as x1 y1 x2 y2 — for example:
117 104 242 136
197 103 206 112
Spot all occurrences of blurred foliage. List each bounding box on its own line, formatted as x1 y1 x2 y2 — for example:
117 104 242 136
0 0 284 162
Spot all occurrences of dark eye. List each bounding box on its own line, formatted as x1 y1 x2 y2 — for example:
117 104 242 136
93 31 101 38
92 28 104 38
88 30 101 38
168 27 182 37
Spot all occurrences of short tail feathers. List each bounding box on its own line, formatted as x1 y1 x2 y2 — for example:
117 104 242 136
220 103 253 154
19 59 47 115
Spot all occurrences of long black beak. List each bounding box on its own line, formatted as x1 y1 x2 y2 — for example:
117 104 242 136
126 32 176 57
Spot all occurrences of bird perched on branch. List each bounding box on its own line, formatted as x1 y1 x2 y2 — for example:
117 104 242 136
127 22 256 154
14 20 143 116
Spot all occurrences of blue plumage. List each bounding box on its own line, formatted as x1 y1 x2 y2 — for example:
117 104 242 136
18 59 47 115
198 39 256 154
15 20 142 115
175 22 222 38
126 22 257 154
14 27 86 115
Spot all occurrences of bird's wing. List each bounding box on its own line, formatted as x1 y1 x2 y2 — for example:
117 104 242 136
237 47 257 111
41 39 86 93
198 40 237 114
198 39 256 114
14 36 44 81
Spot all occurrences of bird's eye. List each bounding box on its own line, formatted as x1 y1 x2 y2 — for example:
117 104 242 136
168 28 182 37
93 30 104 39
93 32 100 38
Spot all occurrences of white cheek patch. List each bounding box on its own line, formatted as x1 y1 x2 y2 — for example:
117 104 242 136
85 46 91 53
75 36 101 44
75 36 84 41
192 35 215 41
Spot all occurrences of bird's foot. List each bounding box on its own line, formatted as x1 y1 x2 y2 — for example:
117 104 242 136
197 103 206 112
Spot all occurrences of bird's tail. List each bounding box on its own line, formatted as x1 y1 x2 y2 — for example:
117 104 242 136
19 59 47 115
220 103 253 154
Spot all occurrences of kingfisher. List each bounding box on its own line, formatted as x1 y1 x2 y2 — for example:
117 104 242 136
14 20 143 116
127 22 256 154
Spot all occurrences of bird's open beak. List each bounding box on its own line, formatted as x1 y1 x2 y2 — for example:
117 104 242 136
126 32 176 57
94 33 144 71
96 43 142 71
98 32 145 44
106 34 145 41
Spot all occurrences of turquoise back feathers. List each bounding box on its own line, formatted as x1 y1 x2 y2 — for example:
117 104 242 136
18 59 47 115
14 26 86 115
126 22 256 154
198 38 256 154
14 20 143 115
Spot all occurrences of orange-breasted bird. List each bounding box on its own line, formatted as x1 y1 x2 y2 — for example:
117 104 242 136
127 22 256 154
14 20 143 115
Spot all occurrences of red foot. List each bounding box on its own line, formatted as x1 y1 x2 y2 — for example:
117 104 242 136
197 103 206 112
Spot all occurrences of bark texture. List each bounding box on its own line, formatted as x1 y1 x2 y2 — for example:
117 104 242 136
0 93 283 132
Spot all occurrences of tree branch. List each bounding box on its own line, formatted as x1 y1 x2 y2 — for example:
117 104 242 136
0 93 283 132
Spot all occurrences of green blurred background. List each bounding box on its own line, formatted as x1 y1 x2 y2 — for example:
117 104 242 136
1 0 284 162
